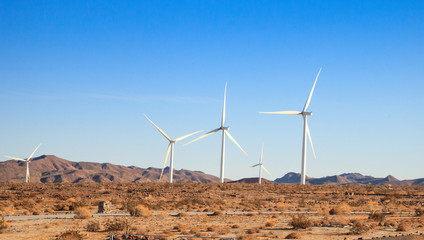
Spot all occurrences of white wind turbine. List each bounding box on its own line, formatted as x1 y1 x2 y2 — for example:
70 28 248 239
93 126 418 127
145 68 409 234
5 143 42 183
249 143 272 184
184 83 247 183
260 68 322 185
144 114 202 183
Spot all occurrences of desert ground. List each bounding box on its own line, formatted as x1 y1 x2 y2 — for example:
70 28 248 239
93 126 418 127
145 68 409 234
0 183 423 240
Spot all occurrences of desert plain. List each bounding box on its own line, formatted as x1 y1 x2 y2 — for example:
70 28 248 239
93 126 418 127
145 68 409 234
0 182 423 240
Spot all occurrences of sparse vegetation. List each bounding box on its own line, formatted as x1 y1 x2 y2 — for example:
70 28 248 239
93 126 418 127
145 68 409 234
105 217 132 233
74 207 91 219
368 211 386 222
86 220 100 232
349 221 370 235
285 232 302 239
0 217 9 234
57 230 84 240
129 204 151 217
289 215 312 229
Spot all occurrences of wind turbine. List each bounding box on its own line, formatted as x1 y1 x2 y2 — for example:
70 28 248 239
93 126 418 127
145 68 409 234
184 83 247 183
260 68 322 185
5 143 42 183
144 114 202 183
249 143 272 184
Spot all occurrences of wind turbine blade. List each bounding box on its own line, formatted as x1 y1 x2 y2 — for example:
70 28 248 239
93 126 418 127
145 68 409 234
27 143 42 160
305 120 316 159
261 165 273 177
144 114 171 141
4 156 26 161
221 82 227 127
259 111 301 115
224 131 247 156
160 143 172 180
303 68 322 112
249 164 260 168
184 128 221 146
174 130 203 142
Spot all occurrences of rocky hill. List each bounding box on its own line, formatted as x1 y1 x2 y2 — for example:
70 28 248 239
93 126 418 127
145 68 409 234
275 172 424 186
0 155 219 183
1 156 423 185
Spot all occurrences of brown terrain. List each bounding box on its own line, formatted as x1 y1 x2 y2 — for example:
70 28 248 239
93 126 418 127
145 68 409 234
0 182 423 240
0 155 423 240
1 155 423 185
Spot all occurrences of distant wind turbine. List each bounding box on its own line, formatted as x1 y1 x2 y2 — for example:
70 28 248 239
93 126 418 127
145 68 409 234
144 114 202 183
5 143 42 183
249 143 272 184
260 68 322 185
185 83 247 183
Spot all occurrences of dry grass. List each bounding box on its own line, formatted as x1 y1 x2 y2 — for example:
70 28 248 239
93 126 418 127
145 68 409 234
74 207 91 219
129 205 152 217
349 221 370 235
289 215 312 229
0 217 9 234
285 232 302 239
329 203 351 215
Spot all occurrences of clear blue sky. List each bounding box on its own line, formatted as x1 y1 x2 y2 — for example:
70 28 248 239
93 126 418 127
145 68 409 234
1 1 423 181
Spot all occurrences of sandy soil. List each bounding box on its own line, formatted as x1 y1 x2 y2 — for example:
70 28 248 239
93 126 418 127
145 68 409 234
0 183 423 239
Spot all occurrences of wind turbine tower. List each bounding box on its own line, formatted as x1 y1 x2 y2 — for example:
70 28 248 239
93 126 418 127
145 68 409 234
5 143 42 183
185 83 247 183
144 115 202 183
249 143 272 184
260 68 322 185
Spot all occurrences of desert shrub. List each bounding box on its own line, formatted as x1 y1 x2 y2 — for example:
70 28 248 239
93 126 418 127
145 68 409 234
57 230 84 240
415 208 424 216
368 211 386 222
289 215 312 229
74 207 91 219
265 218 276 227
232 224 240 228
329 203 351 215
349 221 369 235
86 220 100 232
69 200 88 211
207 225 218 232
330 216 350 226
0 217 9 234
396 223 409 232
247 227 260 234
105 217 132 233
285 232 301 239
383 219 396 227
173 224 187 232
129 205 151 217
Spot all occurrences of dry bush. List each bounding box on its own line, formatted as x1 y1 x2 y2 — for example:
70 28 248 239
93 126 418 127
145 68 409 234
74 207 91 219
232 224 240 228
330 216 350 226
329 203 351 215
129 205 151 217
349 221 369 235
265 218 276 227
0 217 9 234
247 227 261 234
86 220 101 232
289 215 312 229
175 212 188 217
173 224 187 232
57 230 84 240
105 217 132 232
285 232 302 239
383 219 396 227
415 208 424 216
207 225 218 232
368 211 386 222
396 223 409 232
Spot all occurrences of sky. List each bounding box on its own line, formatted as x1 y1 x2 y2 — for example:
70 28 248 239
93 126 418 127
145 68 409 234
1 0 423 181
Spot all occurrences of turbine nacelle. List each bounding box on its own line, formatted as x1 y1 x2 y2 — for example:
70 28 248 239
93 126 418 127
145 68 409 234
221 126 229 131
302 112 312 116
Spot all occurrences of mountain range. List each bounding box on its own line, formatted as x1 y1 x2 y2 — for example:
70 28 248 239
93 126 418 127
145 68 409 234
0 155 423 185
